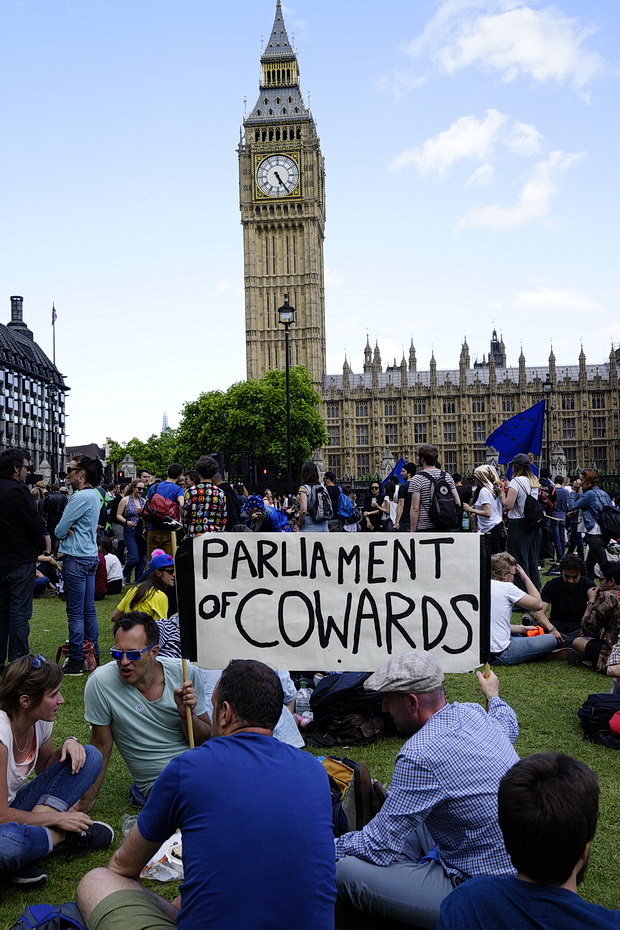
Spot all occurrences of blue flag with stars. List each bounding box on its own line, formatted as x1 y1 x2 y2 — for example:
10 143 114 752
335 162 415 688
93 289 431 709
485 400 546 465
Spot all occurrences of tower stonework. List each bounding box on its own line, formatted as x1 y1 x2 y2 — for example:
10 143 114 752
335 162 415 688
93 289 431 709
239 1 326 385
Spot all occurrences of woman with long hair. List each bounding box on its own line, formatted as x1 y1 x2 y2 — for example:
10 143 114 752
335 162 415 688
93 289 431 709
110 552 176 622
503 454 542 589
489 553 556 665
54 455 103 676
568 469 613 580
362 480 386 532
463 465 505 555
116 479 146 584
0 654 112 887
298 461 329 533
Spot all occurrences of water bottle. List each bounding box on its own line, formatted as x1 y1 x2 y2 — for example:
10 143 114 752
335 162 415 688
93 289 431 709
461 511 470 531
295 679 312 716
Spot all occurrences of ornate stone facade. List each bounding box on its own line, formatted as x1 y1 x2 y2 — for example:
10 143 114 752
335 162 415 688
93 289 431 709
242 5 618 479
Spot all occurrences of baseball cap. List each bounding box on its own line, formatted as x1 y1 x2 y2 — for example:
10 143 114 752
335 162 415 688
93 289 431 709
510 453 531 465
150 553 175 571
364 651 444 694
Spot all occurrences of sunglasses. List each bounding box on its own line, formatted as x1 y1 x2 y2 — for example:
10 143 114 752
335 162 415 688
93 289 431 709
65 466 83 474
136 487 145 491
162 568 175 575
109 646 154 662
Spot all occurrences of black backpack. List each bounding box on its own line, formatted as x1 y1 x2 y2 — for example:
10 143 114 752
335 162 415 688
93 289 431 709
422 471 459 531
599 504 620 541
10 902 86 930
518 480 545 531
577 693 620 740
308 483 334 522
308 671 391 745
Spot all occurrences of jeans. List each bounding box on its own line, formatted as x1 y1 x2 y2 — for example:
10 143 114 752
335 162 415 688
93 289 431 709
0 744 102 874
336 823 455 928
567 524 585 559
493 632 556 665
0 562 36 666
585 534 608 580
507 519 541 590
551 519 566 560
123 526 145 583
63 555 99 664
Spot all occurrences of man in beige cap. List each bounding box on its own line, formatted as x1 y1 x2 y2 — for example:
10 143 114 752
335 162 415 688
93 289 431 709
335 650 519 928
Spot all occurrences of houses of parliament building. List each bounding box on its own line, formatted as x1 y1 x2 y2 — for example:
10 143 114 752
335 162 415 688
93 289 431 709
240 3 618 479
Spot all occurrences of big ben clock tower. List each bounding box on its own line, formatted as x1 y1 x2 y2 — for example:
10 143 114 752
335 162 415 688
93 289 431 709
239 1 326 385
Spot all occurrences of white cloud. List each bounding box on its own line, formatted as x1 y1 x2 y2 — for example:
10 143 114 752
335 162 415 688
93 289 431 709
390 108 506 174
216 278 239 293
504 121 543 156
402 1 603 93
456 149 583 230
466 163 494 185
513 286 602 314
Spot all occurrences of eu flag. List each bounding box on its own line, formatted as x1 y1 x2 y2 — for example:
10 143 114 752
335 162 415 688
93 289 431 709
485 400 546 465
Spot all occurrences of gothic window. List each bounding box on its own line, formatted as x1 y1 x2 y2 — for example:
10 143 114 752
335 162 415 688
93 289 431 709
592 394 605 409
385 424 398 446
562 418 576 440
327 426 340 446
282 129 287 140
413 401 426 415
276 129 280 141
444 451 457 471
384 400 396 416
443 422 457 443
255 129 260 140
296 127 301 138
276 97 280 104
255 207 260 215
326 403 340 418
264 98 268 104
472 398 485 413
297 204 302 214
356 425 369 445
356 454 370 475
472 421 486 443
414 423 427 444
592 416 606 438
282 108 287 114
593 447 608 470
561 395 574 410
269 129 274 141
442 400 455 414
501 398 515 412
355 402 368 417
294 108 299 114
329 455 341 473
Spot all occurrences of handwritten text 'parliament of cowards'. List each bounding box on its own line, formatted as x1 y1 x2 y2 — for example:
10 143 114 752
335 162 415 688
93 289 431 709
186 534 487 673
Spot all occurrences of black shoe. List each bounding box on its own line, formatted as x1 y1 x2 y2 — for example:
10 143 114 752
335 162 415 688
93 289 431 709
11 862 48 887
567 651 584 667
58 821 114 854
63 659 83 676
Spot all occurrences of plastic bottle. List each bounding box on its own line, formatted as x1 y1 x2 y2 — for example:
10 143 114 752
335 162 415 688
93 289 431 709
295 679 312 716
461 511 470 531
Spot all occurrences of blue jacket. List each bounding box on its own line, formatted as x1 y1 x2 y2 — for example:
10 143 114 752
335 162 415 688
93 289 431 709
567 486 612 533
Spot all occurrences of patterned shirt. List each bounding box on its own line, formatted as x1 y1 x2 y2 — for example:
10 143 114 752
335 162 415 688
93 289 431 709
408 468 458 531
335 699 519 879
581 586 620 671
182 482 227 536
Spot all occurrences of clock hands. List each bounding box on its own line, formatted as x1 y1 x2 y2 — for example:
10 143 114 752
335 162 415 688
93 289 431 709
274 170 290 192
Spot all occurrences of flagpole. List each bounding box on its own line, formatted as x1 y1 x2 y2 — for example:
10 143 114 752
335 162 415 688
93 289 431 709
51 303 57 366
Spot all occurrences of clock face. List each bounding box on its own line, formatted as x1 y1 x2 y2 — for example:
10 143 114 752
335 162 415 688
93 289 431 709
256 154 299 197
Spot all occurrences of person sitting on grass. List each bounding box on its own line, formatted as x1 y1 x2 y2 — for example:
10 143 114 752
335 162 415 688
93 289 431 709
0 654 113 889
437 752 620 929
110 553 176 623
571 561 620 671
76 660 336 930
529 553 596 646
490 553 557 665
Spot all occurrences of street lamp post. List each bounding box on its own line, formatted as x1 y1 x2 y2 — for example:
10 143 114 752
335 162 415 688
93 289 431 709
278 294 296 491
543 377 552 470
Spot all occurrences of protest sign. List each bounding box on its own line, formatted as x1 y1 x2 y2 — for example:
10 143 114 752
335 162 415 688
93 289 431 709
176 533 489 673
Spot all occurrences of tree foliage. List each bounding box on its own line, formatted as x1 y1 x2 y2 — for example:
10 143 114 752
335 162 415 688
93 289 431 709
106 432 180 478
175 367 326 476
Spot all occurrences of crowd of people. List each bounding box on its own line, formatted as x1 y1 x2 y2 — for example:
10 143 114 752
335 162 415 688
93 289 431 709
1 442 620 926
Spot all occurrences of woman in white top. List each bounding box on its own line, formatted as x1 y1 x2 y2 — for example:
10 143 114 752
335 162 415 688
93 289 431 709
463 465 504 556
490 553 556 665
503 453 542 589
0 654 112 887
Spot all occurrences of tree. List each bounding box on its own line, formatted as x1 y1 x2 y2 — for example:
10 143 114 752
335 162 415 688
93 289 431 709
106 431 180 478
175 367 326 479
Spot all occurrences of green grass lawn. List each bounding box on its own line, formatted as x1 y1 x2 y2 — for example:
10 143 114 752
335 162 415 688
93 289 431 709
1 583 619 925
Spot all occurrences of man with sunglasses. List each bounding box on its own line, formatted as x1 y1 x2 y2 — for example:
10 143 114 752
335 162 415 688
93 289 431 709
77 612 210 812
0 448 50 668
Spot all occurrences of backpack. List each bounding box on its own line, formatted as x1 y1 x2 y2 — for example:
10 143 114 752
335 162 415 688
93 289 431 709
56 639 98 673
577 693 620 741
142 491 180 528
308 671 390 745
319 756 386 837
10 902 86 930
599 504 620 541
421 471 459 531
336 489 361 525
517 479 545 531
308 483 333 522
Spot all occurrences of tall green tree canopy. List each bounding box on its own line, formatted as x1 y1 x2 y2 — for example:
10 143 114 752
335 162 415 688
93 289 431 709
106 432 179 478
176 367 326 475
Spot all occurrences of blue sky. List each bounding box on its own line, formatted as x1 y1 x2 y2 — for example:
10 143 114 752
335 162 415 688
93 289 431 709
1 0 617 444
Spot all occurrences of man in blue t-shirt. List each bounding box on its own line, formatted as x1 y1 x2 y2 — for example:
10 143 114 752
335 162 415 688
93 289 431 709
77 659 337 930
437 752 620 930
145 463 185 560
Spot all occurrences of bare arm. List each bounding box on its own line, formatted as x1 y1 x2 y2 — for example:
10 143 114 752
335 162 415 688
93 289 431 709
410 491 420 532
75 724 114 813
107 823 161 879
298 490 308 527
174 681 211 745
503 487 518 513
464 501 491 518
394 497 404 529
514 564 543 612
531 601 563 643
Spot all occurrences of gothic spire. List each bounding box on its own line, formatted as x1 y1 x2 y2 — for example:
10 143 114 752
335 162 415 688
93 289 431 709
262 1 293 60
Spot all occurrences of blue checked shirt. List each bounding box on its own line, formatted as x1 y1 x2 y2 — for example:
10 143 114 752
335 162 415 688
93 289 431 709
335 698 519 879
